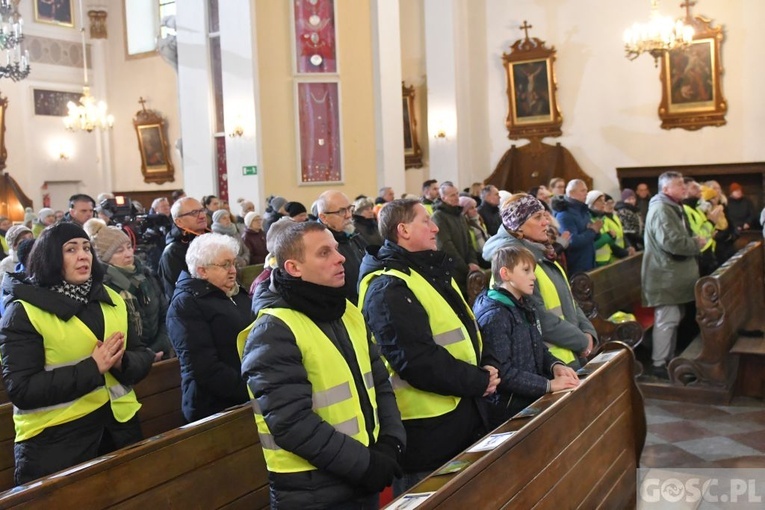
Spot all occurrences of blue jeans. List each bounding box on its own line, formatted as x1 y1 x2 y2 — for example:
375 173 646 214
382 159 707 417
393 470 431 497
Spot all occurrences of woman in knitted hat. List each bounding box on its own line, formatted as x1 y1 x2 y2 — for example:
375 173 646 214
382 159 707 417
284 201 308 222
614 189 644 251
262 195 288 234
211 210 249 269
0 225 33 274
481 193 597 368
84 219 172 361
459 195 490 267
32 208 56 238
241 211 267 265
0 222 155 484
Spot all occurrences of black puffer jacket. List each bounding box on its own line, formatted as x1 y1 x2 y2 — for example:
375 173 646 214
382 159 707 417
0 275 154 482
431 201 478 294
352 215 383 247
329 227 368 305
166 272 252 422
158 225 203 301
358 241 490 472
477 201 502 236
241 279 405 509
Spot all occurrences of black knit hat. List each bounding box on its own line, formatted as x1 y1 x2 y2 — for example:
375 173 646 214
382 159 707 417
50 222 89 246
285 201 307 218
16 238 35 267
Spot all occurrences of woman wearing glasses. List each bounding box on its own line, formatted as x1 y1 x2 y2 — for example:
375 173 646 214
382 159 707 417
166 233 252 422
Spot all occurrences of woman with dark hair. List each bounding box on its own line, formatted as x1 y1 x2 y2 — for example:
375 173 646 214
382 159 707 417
0 222 154 484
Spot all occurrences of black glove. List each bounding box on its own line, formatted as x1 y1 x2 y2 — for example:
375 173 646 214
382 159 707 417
371 435 403 464
360 449 403 494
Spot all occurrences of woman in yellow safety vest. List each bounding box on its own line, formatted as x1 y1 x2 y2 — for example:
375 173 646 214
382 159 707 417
0 222 154 485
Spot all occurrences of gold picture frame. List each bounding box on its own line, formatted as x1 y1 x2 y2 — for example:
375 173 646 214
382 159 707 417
133 102 174 184
502 27 563 142
34 0 75 28
402 82 423 169
659 14 727 130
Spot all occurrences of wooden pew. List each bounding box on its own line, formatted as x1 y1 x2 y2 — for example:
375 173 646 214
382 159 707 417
570 252 646 349
0 404 269 510
389 346 646 509
0 358 184 493
658 241 765 403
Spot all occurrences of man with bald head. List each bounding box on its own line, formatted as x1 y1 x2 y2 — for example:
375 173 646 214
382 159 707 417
432 183 480 295
317 190 368 304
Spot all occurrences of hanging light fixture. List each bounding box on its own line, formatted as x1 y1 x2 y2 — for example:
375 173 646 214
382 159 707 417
0 0 30 82
623 0 694 66
64 0 113 132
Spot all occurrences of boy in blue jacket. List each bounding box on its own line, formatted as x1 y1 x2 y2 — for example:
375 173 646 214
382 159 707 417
473 245 579 428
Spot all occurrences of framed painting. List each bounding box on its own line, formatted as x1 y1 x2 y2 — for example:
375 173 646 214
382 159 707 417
133 104 174 184
34 0 75 28
292 0 337 74
402 82 422 169
502 28 562 141
33 89 83 117
295 81 342 184
659 14 726 130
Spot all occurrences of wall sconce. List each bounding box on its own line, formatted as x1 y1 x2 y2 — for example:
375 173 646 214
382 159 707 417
434 129 447 140
228 125 244 138
49 140 73 161
59 151 70 161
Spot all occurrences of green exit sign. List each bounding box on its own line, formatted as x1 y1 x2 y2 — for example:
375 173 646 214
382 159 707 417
242 165 257 176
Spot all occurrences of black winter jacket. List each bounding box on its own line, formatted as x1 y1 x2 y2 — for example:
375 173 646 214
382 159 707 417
477 201 502 236
0 275 154 482
473 289 561 426
158 225 203 301
166 272 252 422
359 241 490 472
431 201 478 294
328 227 368 305
352 215 383 247
242 280 405 509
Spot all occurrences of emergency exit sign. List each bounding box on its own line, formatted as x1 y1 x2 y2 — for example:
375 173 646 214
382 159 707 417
242 165 257 176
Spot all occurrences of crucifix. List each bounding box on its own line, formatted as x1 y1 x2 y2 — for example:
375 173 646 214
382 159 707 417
680 0 696 21
520 20 533 40
138 96 147 112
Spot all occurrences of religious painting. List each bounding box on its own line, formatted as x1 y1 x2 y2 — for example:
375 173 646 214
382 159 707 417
402 82 422 169
0 93 7 172
659 15 726 130
293 0 337 74
133 103 174 184
502 24 562 141
296 81 342 184
34 0 74 28
33 89 83 117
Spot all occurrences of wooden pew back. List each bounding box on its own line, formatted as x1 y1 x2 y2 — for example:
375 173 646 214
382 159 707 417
0 358 184 493
0 405 268 510
570 253 645 349
392 347 646 509
667 241 765 401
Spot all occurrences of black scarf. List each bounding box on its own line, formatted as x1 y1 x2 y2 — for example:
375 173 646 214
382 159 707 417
272 268 347 322
50 276 93 304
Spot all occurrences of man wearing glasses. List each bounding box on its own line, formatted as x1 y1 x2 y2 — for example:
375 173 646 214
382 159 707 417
159 197 210 300
317 190 368 305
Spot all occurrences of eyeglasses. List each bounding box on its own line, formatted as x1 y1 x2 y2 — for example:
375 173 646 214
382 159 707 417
323 206 355 217
177 208 206 218
207 260 236 271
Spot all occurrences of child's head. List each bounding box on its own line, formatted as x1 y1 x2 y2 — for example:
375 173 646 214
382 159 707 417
492 245 537 297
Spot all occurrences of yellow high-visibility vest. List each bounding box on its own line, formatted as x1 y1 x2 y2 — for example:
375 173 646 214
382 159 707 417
237 303 379 473
358 267 481 420
533 262 577 364
683 205 715 252
14 287 140 442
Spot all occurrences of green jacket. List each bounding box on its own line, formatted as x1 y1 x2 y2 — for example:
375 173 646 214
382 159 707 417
641 193 700 306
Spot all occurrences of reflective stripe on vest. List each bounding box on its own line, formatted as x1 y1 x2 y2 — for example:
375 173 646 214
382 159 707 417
683 205 715 252
358 267 481 421
14 287 141 442
236 302 379 474
533 262 577 364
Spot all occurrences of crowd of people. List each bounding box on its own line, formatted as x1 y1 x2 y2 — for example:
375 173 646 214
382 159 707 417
0 174 759 508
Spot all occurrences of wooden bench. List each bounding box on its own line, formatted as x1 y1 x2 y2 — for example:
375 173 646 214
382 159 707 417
389 346 646 509
570 252 647 349
0 358 184 493
0 404 269 509
661 241 765 403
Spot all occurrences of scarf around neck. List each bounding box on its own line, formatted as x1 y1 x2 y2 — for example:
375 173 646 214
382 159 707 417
50 276 93 304
272 267 347 322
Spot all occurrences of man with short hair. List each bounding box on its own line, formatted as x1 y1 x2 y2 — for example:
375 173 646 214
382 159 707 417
642 172 705 379
477 185 501 236
317 190 368 304
555 179 602 275
358 199 499 495
421 179 439 214
241 221 405 508
682 180 718 276
63 194 96 227
635 182 651 223
432 183 481 294
158 197 209 300
151 197 171 217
